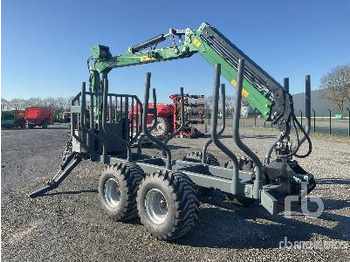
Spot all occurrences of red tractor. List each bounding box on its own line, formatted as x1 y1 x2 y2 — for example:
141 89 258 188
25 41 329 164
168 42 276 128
131 93 205 138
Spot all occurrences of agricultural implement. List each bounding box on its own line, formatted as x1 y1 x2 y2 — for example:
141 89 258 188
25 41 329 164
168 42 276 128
132 92 205 138
169 93 205 138
30 22 316 240
1 110 26 129
25 107 54 129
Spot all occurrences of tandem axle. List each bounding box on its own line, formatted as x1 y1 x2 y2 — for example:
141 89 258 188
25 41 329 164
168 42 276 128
30 60 315 240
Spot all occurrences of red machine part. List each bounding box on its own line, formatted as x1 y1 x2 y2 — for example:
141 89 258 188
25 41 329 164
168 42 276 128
25 107 54 128
129 103 173 127
129 94 205 138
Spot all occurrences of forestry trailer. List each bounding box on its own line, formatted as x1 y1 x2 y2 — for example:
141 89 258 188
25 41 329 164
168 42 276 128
30 22 316 241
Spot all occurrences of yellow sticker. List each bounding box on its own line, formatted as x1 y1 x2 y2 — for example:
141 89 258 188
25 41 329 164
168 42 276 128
231 79 249 97
242 88 249 97
140 56 154 62
193 38 201 48
230 79 237 86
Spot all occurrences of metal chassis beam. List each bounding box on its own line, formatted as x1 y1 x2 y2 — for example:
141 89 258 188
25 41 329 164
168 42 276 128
108 155 281 215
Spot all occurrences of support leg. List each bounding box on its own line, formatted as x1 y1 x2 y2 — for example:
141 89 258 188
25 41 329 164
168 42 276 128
29 153 82 198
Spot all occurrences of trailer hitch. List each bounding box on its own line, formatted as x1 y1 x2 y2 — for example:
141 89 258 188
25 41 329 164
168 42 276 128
29 152 82 198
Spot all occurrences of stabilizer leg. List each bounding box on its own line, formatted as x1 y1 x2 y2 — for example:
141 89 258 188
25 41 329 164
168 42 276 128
29 153 82 198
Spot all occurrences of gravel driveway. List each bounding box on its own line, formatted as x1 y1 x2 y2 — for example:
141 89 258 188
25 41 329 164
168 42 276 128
1 124 349 261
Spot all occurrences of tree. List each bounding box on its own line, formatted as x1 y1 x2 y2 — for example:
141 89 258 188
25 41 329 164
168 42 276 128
42 97 56 108
204 95 235 117
1 97 72 117
27 97 43 107
320 64 350 112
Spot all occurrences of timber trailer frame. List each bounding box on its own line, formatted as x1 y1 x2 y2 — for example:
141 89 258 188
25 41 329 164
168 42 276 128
30 22 316 241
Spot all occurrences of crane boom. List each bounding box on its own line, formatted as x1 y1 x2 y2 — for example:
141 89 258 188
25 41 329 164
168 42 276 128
88 22 292 134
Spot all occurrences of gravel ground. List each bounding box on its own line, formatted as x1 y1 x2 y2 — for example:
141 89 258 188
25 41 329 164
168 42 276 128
1 124 349 261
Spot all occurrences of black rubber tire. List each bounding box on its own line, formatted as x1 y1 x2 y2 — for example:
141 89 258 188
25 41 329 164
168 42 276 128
182 151 219 198
99 162 145 222
182 151 220 166
224 156 254 171
152 117 170 136
137 170 199 240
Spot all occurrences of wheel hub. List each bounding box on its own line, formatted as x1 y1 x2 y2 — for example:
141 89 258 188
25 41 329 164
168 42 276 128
145 188 168 224
104 178 121 208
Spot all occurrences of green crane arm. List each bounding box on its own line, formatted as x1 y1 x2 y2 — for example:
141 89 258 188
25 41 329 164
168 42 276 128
89 22 292 131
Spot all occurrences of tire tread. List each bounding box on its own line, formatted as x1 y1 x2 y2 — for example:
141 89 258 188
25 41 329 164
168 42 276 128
99 162 144 221
137 170 199 240
182 151 220 166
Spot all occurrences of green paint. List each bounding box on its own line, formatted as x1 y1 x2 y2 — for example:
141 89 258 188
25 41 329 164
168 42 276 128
88 22 278 121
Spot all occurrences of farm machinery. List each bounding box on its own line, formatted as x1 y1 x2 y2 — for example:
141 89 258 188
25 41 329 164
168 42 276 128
170 93 205 138
1 110 26 129
138 92 205 138
30 22 316 240
25 107 54 129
